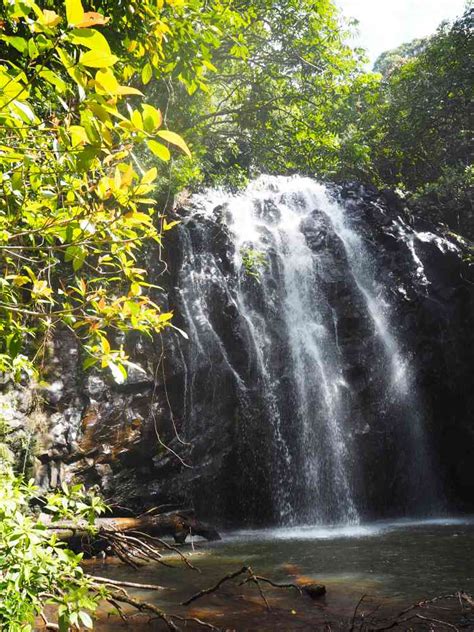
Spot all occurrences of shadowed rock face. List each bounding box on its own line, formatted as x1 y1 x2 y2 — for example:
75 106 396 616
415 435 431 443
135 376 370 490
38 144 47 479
19 178 474 527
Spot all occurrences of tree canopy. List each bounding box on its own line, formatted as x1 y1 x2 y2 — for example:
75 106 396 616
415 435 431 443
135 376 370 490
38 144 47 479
342 9 473 236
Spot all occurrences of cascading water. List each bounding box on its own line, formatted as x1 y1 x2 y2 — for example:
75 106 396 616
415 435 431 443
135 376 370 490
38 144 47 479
171 175 441 525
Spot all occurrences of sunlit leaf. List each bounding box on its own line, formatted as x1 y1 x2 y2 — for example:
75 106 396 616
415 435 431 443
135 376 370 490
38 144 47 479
131 110 143 130
171 324 189 339
109 361 127 384
116 85 144 96
163 219 180 231
142 167 157 184
79 50 118 68
69 28 111 54
141 63 153 85
142 104 162 132
42 10 61 27
0 36 27 53
157 130 192 157
65 0 84 26
147 140 170 161
94 67 119 93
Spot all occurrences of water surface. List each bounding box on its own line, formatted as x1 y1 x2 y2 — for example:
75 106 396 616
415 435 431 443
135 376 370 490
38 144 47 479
88 517 474 630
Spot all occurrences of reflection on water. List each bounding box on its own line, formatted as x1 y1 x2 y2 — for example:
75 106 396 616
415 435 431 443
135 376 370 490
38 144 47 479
87 518 474 630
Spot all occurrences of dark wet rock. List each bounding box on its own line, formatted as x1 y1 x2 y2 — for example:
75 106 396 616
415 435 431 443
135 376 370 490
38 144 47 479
254 198 281 224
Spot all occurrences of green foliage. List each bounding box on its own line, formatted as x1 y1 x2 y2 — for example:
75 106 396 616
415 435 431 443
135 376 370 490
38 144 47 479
240 247 267 281
0 467 107 631
0 0 196 382
181 0 368 183
342 9 473 237
373 37 429 77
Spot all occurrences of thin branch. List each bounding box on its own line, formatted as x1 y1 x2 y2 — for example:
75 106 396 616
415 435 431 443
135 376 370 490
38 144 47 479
182 566 249 606
129 530 200 572
350 594 367 632
106 591 180 632
239 575 302 594
170 614 220 631
87 575 166 591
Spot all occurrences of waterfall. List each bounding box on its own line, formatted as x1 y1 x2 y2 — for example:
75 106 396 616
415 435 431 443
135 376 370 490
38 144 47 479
173 175 441 525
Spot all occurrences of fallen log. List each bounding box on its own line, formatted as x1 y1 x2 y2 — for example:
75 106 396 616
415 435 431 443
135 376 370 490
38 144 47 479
40 510 220 562
43 511 220 543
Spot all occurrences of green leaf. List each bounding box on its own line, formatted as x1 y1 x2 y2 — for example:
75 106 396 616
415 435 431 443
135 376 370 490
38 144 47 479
72 249 86 271
39 69 67 93
156 130 192 157
12 100 37 124
58 614 69 632
0 36 28 54
79 50 118 69
147 140 170 161
78 611 93 629
82 356 97 370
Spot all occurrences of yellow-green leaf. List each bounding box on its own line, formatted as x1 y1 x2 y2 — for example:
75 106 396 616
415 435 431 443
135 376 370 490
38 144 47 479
142 104 162 132
163 219 180 231
131 110 143 130
94 68 119 93
39 69 67 92
80 50 118 68
203 59 218 72
100 337 110 354
116 86 144 96
108 361 126 384
142 167 157 184
141 63 153 85
147 140 170 161
158 312 174 322
66 0 84 26
42 9 62 27
69 28 111 55
69 125 89 147
157 130 191 157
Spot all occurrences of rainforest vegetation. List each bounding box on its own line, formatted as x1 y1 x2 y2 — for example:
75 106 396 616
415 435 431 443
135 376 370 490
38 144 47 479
0 0 472 629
